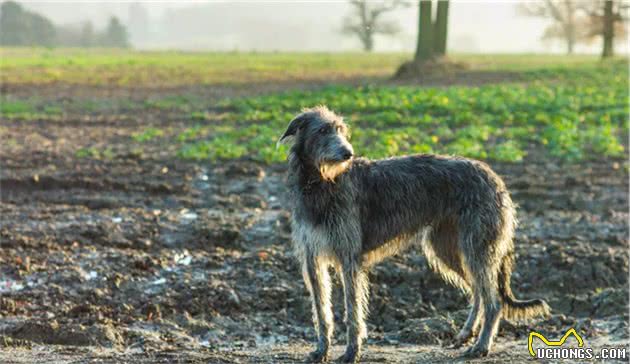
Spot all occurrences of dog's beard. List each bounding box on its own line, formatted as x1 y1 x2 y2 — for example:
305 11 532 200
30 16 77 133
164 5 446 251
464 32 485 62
319 160 350 182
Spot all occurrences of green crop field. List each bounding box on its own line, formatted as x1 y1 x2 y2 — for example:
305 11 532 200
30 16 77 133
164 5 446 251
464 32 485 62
1 49 627 164
179 61 628 163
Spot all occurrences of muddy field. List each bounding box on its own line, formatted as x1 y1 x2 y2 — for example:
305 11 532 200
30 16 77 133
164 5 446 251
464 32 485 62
0 80 629 363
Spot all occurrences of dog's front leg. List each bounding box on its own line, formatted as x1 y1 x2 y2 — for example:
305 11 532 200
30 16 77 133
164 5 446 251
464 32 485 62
338 262 369 363
302 256 333 362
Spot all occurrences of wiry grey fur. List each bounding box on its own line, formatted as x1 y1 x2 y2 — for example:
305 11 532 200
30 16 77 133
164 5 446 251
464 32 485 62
279 106 550 363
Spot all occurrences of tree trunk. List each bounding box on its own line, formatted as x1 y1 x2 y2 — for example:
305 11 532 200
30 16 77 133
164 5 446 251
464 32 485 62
565 1 575 55
433 0 449 56
602 0 614 58
357 2 373 52
415 0 433 62
363 34 374 52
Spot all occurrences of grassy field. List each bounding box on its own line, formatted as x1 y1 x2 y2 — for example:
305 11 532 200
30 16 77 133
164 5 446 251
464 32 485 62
0 47 619 86
1 49 627 163
0 48 408 86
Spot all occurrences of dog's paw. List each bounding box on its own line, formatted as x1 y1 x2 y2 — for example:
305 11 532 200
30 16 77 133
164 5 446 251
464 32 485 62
306 348 330 363
461 344 489 358
336 346 360 363
445 337 466 350
446 332 473 349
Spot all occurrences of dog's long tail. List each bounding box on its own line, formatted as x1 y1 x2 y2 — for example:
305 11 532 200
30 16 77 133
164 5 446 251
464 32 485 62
498 253 551 320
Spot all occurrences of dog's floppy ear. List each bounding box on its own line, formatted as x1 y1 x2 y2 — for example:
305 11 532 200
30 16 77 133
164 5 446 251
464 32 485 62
277 113 307 148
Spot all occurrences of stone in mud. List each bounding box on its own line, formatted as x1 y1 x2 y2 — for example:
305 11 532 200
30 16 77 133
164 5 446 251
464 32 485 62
203 226 242 248
240 193 268 209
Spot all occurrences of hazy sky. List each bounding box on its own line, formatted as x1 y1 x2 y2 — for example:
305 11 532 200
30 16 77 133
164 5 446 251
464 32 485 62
18 1 627 53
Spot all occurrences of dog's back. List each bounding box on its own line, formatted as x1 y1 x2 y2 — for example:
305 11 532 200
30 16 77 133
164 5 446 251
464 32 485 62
345 155 508 256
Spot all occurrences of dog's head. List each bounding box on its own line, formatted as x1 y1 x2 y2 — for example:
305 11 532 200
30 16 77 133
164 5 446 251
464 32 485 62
278 106 353 181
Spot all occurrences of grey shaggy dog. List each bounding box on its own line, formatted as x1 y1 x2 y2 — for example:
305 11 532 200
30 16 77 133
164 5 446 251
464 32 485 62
278 106 549 363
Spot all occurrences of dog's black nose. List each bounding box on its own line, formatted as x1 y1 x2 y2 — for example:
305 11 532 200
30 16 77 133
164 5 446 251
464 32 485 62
341 150 353 160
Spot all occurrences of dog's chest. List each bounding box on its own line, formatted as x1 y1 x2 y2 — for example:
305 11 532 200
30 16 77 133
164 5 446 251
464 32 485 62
291 220 332 257
290 213 361 262
288 180 361 261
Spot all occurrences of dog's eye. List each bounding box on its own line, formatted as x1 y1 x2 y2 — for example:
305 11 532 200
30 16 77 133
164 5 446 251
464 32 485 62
319 126 328 134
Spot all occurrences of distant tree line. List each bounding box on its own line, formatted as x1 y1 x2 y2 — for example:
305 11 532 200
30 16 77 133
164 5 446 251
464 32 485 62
342 0 625 60
519 0 628 57
0 1 129 48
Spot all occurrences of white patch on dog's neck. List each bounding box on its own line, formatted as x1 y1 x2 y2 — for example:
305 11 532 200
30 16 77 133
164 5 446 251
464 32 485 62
319 160 350 182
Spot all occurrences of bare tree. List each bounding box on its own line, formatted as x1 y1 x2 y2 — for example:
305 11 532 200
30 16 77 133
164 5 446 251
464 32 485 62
394 0 453 78
518 0 588 54
341 0 407 52
577 0 628 58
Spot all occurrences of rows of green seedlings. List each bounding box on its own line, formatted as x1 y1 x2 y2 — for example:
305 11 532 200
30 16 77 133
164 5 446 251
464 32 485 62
179 63 628 163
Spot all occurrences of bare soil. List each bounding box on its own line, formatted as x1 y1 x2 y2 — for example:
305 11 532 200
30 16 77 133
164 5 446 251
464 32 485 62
0 80 628 363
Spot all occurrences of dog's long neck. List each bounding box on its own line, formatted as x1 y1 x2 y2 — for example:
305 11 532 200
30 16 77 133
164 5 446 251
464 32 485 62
287 150 326 193
287 150 354 226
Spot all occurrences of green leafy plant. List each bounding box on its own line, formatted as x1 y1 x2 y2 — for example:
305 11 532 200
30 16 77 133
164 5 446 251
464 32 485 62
132 127 164 142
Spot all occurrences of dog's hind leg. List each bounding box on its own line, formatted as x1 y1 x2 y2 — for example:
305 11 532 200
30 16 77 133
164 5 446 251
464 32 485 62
302 256 333 362
425 221 484 349
463 269 502 358
451 290 482 348
424 221 471 294
338 261 369 363
459 230 503 358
